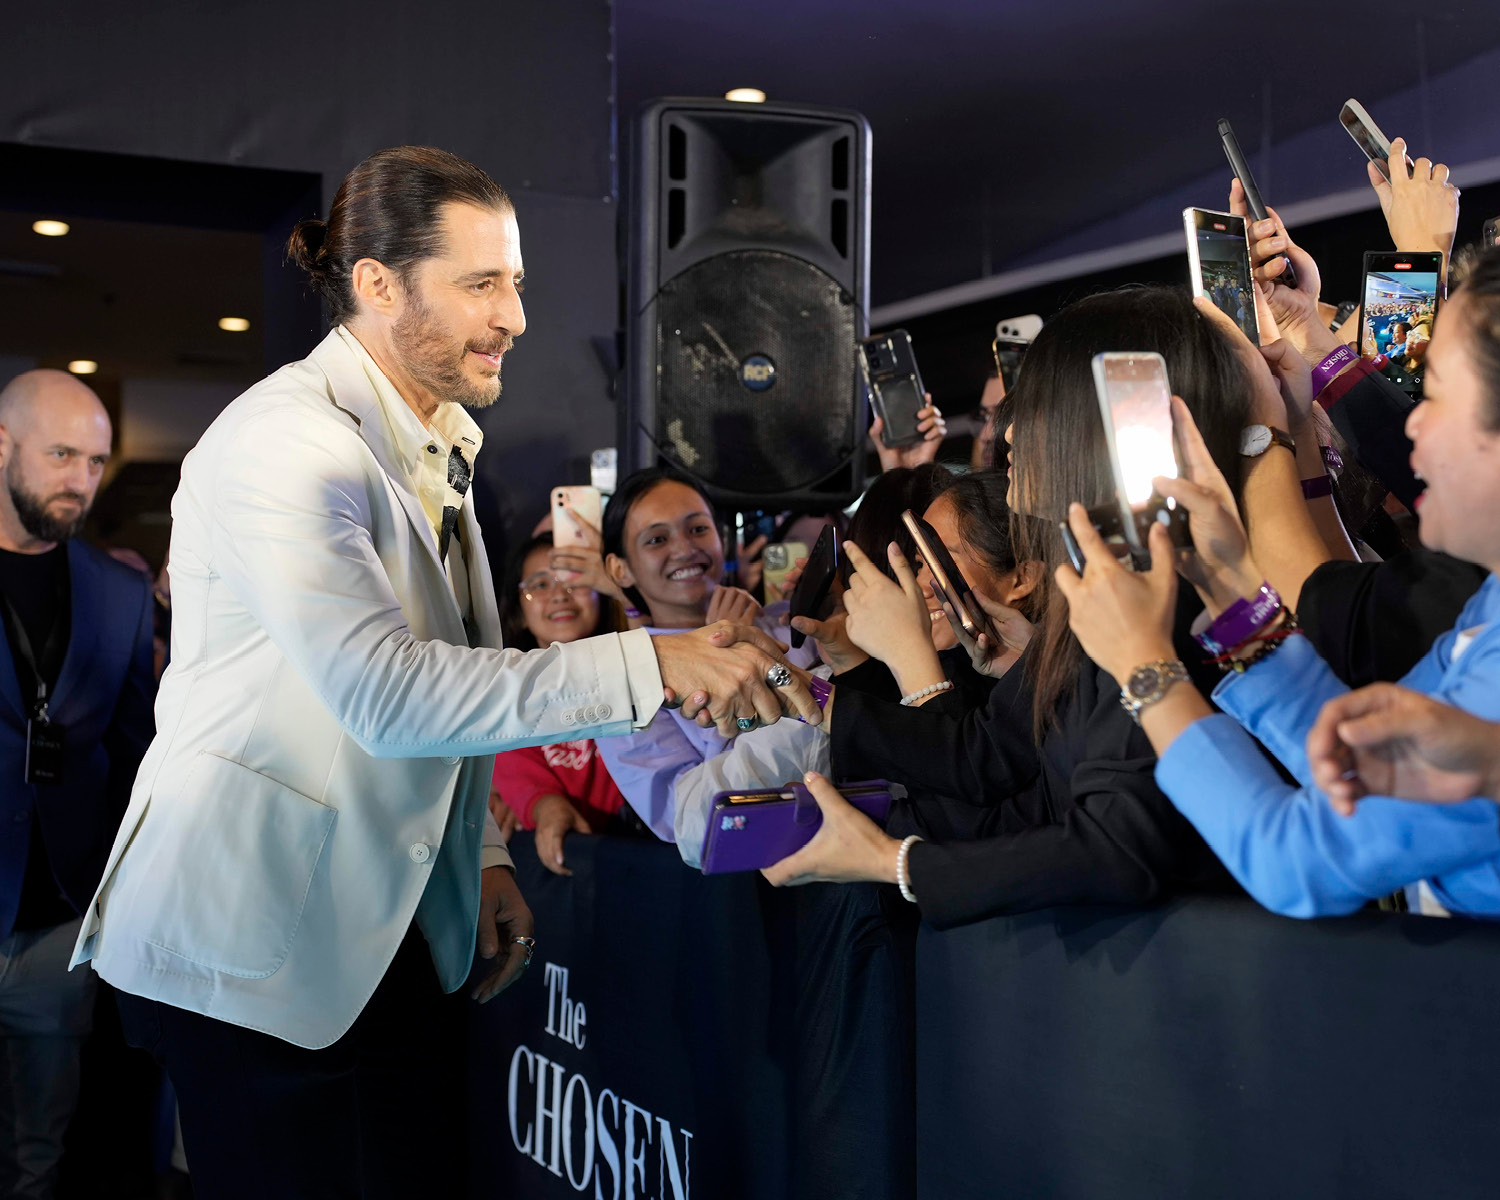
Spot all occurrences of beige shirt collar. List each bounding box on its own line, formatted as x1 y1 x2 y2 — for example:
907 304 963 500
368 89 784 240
333 326 485 476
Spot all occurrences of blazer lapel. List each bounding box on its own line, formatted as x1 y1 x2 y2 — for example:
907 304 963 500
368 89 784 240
306 331 461 626
0 611 26 722
50 540 100 718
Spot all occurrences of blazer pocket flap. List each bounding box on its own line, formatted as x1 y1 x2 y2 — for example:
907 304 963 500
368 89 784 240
143 753 337 978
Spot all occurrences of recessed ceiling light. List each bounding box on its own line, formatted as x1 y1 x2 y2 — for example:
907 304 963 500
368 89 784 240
724 88 767 104
218 316 251 332
67 360 98 375
32 219 70 237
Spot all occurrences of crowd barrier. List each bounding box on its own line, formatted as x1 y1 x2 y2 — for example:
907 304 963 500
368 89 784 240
468 834 1500 1200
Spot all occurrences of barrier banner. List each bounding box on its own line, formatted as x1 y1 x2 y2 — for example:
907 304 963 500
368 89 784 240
466 833 915 1200
916 896 1500 1200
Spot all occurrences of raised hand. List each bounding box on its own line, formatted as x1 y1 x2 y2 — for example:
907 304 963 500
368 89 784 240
842 541 946 695
1228 179 1342 367
1307 684 1500 815
531 793 591 876
1368 137 1460 276
704 583 763 627
949 590 1035 678
789 605 869 674
761 772 901 887
549 507 627 604
869 394 947 472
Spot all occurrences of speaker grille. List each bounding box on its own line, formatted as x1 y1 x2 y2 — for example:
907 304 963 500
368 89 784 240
653 249 858 498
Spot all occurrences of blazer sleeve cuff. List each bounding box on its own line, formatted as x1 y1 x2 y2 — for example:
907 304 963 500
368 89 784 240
619 628 664 728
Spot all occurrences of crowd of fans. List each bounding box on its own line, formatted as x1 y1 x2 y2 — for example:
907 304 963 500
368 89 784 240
491 132 1500 930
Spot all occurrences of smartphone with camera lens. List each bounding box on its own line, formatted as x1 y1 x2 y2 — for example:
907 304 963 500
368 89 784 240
1340 99 1412 182
1359 250 1443 397
1217 118 1297 290
551 486 603 550
860 330 926 448
761 541 809 603
1091 352 1188 564
1184 208 1259 345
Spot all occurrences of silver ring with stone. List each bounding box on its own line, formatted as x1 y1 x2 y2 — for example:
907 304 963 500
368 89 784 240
512 936 537 967
765 664 793 689
736 716 759 732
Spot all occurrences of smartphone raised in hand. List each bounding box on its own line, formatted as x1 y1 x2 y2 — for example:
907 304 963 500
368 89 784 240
1091 351 1189 564
1340 99 1413 183
551 485 603 549
899 510 993 645
1359 250 1443 396
1217 117 1297 290
1184 208 1259 345
860 330 927 448
762 540 809 603
1483 216 1500 248
787 525 839 648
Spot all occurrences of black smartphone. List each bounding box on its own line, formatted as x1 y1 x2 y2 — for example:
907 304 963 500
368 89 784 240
1483 217 1500 249
1091 351 1190 565
991 336 1028 393
1183 208 1259 345
787 524 839 649
1217 118 1298 291
899 510 993 645
1359 251 1443 397
1340 99 1412 183
1059 522 1086 574
860 330 926 448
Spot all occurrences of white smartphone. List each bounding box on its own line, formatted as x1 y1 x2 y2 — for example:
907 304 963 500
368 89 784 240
1340 99 1411 183
551 485 603 550
1091 352 1180 561
1184 207 1259 345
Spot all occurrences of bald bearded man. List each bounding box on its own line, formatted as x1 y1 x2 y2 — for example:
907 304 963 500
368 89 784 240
0 370 155 1200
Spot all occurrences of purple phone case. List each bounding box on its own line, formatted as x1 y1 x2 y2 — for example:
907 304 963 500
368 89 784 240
699 780 903 875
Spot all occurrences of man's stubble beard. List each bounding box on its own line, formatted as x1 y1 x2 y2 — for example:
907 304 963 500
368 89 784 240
391 288 511 410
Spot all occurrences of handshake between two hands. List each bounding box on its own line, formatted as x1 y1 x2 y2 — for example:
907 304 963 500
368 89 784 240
650 621 821 737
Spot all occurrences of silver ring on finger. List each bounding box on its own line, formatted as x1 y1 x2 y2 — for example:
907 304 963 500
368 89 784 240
512 936 537 968
765 664 793 689
736 716 759 732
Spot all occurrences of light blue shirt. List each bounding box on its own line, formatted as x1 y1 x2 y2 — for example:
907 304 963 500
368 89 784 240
594 609 825 866
1156 574 1500 918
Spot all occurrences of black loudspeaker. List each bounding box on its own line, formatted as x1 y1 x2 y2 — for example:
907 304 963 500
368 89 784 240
622 98 871 508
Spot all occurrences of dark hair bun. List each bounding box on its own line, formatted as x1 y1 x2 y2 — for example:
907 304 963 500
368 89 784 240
285 217 330 278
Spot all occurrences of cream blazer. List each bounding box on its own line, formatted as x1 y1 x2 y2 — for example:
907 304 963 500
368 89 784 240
73 330 661 1048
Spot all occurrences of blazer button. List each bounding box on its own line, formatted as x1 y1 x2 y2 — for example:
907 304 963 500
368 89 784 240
409 843 432 864
596 703 612 721
561 711 576 727
442 756 460 766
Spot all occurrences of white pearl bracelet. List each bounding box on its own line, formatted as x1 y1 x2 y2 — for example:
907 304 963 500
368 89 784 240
899 680 953 706
896 835 922 904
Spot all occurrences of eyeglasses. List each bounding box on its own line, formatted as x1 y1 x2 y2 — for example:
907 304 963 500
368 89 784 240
520 574 581 602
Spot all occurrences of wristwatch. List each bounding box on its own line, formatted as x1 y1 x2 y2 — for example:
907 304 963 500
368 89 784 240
1118 659 1191 724
1239 424 1297 458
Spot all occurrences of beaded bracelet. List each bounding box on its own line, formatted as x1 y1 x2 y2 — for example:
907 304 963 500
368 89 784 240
900 680 954 707
896 835 923 904
1212 613 1302 674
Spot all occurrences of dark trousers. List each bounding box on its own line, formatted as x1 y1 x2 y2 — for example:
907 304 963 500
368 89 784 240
116 926 467 1200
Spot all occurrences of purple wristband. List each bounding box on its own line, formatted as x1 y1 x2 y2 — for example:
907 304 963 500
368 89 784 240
1301 474 1334 499
797 675 833 722
1194 582 1283 656
1310 345 1356 398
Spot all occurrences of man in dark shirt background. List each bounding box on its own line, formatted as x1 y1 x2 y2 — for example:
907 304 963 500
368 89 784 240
0 369 155 1199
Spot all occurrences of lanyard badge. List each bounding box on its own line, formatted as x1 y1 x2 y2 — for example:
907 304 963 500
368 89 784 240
25 684 65 785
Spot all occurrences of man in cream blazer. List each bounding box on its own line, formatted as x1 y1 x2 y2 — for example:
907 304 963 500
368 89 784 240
75 146 813 1198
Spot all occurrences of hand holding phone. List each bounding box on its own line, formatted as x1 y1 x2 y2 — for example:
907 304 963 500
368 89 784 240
1340 99 1413 183
551 486 603 549
1218 118 1297 289
860 331 927 449
1091 352 1190 565
899 511 994 645
1184 208 1259 346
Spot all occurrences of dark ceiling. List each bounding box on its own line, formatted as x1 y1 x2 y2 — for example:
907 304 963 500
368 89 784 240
616 0 1500 307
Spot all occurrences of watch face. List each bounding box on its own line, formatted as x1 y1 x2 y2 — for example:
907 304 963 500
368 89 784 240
1239 425 1271 456
1127 664 1163 700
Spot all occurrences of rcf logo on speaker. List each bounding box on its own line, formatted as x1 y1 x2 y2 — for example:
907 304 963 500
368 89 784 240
739 355 776 391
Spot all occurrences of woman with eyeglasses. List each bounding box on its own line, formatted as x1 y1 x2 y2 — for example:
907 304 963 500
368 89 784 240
490 533 635 875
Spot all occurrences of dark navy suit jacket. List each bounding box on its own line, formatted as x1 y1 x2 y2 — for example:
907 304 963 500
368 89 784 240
0 539 156 939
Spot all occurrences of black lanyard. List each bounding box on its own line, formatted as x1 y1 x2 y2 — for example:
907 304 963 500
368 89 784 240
0 568 69 720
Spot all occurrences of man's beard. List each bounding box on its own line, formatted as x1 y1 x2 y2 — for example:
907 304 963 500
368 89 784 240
391 289 513 410
9 473 88 544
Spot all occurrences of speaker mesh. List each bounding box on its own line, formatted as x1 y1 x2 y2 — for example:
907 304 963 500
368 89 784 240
653 249 858 498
